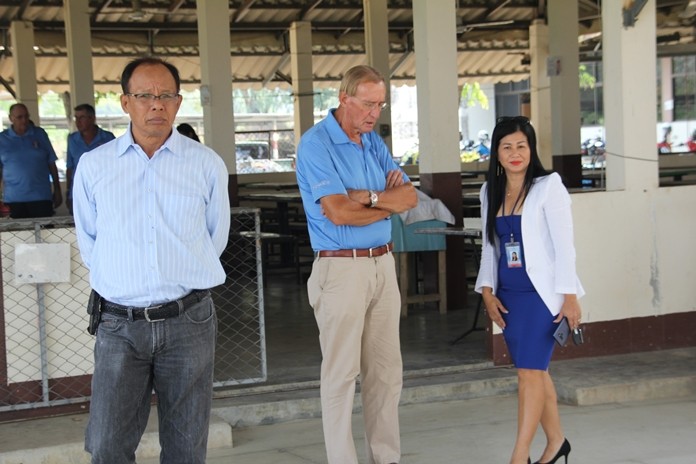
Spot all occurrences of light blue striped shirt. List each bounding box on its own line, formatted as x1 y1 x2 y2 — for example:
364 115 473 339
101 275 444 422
73 125 231 306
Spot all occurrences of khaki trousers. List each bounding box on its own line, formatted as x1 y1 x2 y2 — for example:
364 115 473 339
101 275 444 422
307 253 402 464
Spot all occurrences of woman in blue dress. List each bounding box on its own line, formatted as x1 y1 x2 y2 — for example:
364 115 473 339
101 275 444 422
475 117 585 464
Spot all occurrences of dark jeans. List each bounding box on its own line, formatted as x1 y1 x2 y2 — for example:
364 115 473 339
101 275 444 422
7 200 54 219
85 295 217 464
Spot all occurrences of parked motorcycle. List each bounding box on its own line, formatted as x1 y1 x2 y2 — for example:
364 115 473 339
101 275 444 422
581 136 605 168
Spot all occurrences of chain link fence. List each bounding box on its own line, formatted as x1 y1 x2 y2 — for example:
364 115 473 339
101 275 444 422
0 208 266 418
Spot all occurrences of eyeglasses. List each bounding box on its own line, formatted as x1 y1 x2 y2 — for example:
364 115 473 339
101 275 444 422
351 97 389 112
125 93 181 103
496 116 530 125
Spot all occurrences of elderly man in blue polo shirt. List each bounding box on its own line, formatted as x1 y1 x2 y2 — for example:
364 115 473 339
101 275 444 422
296 65 417 464
65 103 115 214
0 103 63 218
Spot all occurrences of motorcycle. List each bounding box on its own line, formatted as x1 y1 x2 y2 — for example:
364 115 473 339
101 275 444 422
581 137 605 168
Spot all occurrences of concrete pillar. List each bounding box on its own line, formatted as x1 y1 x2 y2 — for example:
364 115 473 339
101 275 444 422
412 0 460 177
529 19 552 168
602 0 658 191
548 0 582 186
364 0 393 151
10 21 39 123
196 0 236 195
289 21 314 144
413 0 467 308
65 0 95 117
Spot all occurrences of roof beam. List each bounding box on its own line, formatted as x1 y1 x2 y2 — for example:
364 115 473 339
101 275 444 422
91 0 114 23
233 0 259 23
14 0 33 21
262 52 290 87
389 50 412 78
299 0 324 20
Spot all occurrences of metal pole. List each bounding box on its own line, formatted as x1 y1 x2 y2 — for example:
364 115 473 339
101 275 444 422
34 222 50 405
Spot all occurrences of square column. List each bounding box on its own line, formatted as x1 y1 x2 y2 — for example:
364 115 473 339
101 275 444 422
197 0 235 175
412 0 460 176
10 21 39 123
548 0 582 186
529 19 552 167
413 0 467 309
65 0 95 112
364 0 392 151
290 21 314 143
602 0 658 191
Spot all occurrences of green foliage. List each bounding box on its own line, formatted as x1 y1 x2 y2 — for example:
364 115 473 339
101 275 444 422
460 82 489 110
579 64 596 90
233 88 294 114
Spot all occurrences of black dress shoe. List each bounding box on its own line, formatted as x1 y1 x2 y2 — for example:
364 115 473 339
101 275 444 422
534 438 571 464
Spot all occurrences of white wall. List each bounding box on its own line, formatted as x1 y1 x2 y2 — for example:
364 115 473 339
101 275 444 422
572 186 696 324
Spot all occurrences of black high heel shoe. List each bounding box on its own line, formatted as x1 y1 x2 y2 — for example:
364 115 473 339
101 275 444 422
534 438 571 464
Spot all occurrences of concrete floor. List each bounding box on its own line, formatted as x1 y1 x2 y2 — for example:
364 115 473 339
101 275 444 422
259 270 488 386
141 394 696 464
4 271 694 463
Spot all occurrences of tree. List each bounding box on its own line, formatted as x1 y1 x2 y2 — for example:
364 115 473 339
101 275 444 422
460 82 489 109
579 64 596 90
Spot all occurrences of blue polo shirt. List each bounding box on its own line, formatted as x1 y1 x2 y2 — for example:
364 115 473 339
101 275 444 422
296 109 409 251
0 125 58 203
66 126 115 198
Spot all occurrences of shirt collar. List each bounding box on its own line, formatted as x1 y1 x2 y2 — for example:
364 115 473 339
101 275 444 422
326 108 371 150
326 109 353 145
7 125 34 138
115 122 181 158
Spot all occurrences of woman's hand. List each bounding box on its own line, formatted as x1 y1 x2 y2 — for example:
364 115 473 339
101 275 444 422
556 294 582 330
482 288 508 330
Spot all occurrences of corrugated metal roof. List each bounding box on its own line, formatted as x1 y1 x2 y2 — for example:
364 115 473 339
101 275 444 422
0 0 690 93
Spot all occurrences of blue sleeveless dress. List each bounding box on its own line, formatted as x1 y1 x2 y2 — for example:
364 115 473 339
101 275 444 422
495 215 556 370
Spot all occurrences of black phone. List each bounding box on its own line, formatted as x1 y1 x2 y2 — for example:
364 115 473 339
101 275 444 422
552 317 570 347
87 289 103 335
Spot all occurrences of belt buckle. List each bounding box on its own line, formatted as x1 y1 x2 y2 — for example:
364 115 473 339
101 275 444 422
143 304 164 323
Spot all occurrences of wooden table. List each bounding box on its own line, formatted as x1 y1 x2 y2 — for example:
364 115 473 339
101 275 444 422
239 192 304 265
242 181 299 191
415 226 484 344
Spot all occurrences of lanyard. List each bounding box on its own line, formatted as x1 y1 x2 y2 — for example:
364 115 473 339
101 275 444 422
501 186 524 243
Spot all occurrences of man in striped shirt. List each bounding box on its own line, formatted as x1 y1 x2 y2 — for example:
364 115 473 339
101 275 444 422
73 57 230 464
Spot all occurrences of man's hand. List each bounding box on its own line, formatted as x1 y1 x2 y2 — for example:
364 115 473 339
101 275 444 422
53 189 63 209
385 169 404 189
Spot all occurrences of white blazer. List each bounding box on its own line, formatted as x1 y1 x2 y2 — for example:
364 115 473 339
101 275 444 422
474 172 585 316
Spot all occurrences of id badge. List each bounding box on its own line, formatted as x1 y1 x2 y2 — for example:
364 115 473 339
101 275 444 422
505 241 523 268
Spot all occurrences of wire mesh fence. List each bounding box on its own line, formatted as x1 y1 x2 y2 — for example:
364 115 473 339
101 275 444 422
0 208 266 418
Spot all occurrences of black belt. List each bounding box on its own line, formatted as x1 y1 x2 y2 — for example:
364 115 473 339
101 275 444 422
101 290 210 322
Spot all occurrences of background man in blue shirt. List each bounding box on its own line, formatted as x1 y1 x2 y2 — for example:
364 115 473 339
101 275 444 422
66 103 115 214
296 65 417 464
0 103 62 218
73 57 230 464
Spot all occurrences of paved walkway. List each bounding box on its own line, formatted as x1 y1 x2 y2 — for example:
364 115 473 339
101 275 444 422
144 394 696 464
1 347 695 464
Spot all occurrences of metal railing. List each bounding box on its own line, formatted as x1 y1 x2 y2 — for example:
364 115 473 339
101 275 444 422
0 208 266 417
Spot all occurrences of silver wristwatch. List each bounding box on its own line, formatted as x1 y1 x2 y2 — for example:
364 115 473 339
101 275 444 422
369 190 379 208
